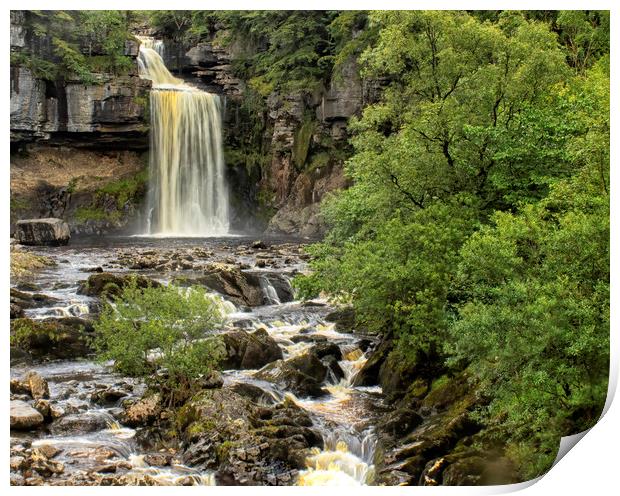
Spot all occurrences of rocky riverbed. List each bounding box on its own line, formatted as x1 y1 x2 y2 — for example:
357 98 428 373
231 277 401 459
10 236 385 486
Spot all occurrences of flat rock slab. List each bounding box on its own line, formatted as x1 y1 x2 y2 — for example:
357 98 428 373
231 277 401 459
10 400 44 430
16 218 70 246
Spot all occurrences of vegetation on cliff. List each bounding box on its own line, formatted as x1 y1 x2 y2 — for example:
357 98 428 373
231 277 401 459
296 10 609 479
12 10 137 83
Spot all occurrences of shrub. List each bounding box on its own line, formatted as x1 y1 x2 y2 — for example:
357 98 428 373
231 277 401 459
94 279 226 404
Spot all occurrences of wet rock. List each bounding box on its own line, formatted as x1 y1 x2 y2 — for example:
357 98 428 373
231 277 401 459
77 272 161 298
262 273 295 303
352 339 392 387
34 444 61 459
10 302 24 319
10 378 31 395
178 387 320 485
91 386 130 405
15 218 70 246
25 371 49 400
198 263 263 306
30 454 64 477
229 382 277 405
10 400 44 430
254 352 327 398
10 455 26 471
144 453 173 467
221 329 283 370
325 306 357 331
378 408 423 438
420 452 517 486
311 342 342 360
251 240 267 250
10 317 95 360
10 288 60 311
50 412 110 435
33 399 51 420
290 334 328 344
122 393 162 427
323 356 345 382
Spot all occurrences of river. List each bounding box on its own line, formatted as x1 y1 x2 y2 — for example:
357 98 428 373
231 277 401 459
10 236 384 486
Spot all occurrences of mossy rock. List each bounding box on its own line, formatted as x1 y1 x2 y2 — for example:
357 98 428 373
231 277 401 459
77 272 161 298
10 317 94 360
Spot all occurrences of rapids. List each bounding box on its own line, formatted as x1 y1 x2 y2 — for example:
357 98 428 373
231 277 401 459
10 236 383 486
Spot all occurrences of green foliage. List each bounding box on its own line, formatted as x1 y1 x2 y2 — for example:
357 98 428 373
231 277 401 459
13 10 134 83
297 10 609 480
556 10 609 73
74 206 120 223
94 279 226 402
211 11 340 95
73 169 148 224
10 51 57 80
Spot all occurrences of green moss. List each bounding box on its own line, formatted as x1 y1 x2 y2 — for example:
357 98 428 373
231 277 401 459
74 206 121 223
216 440 237 461
97 168 148 209
307 151 330 172
10 197 31 213
293 116 316 170
10 247 55 280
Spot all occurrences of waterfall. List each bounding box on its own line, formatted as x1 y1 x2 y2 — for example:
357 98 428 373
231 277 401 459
137 37 230 236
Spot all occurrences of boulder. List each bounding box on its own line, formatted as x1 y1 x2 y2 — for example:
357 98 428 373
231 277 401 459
229 383 278 405
378 408 424 438
254 352 327 398
50 412 110 435
15 218 71 246
198 264 263 306
77 272 161 298
323 355 345 382
10 288 60 311
10 400 44 430
221 329 283 370
352 339 392 387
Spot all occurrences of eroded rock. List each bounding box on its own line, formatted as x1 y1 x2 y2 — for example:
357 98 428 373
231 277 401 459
15 218 70 246
10 400 44 430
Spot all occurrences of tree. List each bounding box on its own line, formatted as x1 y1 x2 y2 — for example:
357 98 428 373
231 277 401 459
94 279 226 405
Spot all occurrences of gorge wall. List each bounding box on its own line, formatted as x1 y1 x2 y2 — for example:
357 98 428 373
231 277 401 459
10 11 367 237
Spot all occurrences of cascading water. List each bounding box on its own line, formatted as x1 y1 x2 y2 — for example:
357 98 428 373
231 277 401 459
137 37 230 236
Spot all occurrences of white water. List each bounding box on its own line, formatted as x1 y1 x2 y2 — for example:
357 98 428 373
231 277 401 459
137 37 230 236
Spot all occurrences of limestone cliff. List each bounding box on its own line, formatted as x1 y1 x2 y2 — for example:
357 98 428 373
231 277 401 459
10 11 150 149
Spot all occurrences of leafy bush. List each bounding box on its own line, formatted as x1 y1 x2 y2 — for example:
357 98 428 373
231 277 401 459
94 279 226 403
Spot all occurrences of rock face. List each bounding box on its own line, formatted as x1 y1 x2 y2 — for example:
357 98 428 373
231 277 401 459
10 12 150 148
10 400 45 430
15 218 70 246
